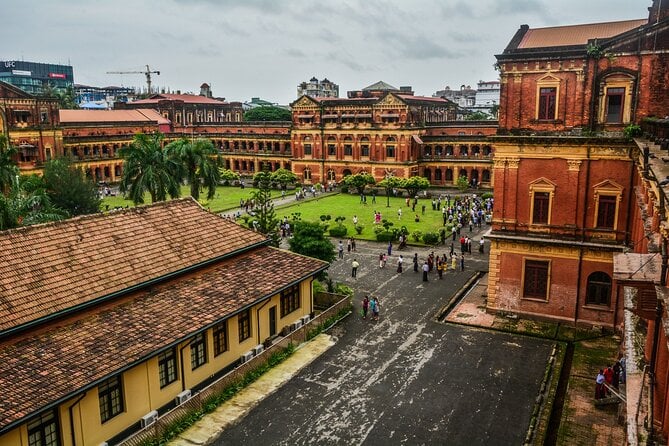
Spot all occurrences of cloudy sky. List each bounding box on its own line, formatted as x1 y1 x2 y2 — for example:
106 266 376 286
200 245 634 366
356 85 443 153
2 0 647 104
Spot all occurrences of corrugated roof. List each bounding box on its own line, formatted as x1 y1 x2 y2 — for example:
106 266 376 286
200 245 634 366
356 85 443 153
518 19 646 48
0 199 267 334
130 93 226 105
0 245 327 432
59 108 170 125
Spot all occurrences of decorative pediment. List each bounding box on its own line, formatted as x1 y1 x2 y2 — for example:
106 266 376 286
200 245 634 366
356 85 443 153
0 80 34 99
375 93 405 107
290 95 319 108
529 177 557 190
537 74 560 83
593 179 624 195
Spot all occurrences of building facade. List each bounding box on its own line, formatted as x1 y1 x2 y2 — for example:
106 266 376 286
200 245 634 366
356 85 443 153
297 77 339 98
0 199 327 446
0 60 74 95
0 81 62 174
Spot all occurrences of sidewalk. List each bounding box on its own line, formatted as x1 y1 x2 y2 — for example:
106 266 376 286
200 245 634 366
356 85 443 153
169 334 335 446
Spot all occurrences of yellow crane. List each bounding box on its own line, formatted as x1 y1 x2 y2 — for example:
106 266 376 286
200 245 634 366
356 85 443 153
106 65 160 94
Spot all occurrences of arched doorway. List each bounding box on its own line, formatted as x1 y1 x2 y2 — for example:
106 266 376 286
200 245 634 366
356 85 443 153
424 168 432 181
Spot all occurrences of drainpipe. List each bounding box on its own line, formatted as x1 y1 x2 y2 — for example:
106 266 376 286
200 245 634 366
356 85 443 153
67 392 86 446
648 299 663 444
624 154 636 247
575 147 592 325
574 248 584 325
178 340 193 392
256 298 270 345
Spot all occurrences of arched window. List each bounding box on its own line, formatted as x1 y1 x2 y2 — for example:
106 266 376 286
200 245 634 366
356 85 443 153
459 169 468 179
424 147 432 157
472 146 481 156
482 170 491 182
424 168 432 181
445 145 454 156
327 169 336 181
445 169 453 181
459 145 468 156
586 272 612 306
344 137 353 157
385 137 396 158
327 136 337 157
303 136 312 156
303 168 311 181
483 145 492 156
435 169 442 181
342 169 353 177
435 145 443 157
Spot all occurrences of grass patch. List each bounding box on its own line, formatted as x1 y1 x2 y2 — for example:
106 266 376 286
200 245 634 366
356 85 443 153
277 193 475 243
307 304 353 340
101 185 282 213
456 312 474 318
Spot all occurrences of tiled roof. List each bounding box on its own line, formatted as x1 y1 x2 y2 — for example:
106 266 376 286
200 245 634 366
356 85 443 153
398 94 451 104
517 19 646 49
59 108 170 125
0 199 267 334
0 246 327 431
130 93 227 105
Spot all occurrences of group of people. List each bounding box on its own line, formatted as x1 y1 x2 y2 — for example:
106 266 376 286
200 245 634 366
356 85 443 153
595 359 626 400
361 295 380 321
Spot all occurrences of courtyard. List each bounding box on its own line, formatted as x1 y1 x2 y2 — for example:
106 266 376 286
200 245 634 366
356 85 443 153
213 237 555 445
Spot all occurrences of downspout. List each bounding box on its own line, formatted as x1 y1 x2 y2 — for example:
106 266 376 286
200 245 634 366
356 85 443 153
320 104 325 184
256 298 270 345
178 340 193 392
587 43 600 132
575 146 592 324
624 153 635 247
67 392 86 446
648 300 663 444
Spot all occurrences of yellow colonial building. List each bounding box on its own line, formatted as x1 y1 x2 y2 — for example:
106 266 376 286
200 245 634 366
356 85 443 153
0 199 326 446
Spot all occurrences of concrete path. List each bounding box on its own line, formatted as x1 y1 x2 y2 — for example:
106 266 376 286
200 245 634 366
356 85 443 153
212 238 553 445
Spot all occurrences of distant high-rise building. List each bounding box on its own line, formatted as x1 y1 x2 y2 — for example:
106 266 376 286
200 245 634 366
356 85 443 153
0 60 74 95
432 85 476 108
297 77 339 98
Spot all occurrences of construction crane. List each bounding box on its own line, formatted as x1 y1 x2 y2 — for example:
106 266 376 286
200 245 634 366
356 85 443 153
106 65 160 94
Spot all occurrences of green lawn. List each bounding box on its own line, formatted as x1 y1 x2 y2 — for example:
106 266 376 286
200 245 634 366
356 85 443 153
101 185 282 213
276 193 457 242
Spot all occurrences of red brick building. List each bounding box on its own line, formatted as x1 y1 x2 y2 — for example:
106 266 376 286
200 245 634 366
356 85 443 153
489 0 669 441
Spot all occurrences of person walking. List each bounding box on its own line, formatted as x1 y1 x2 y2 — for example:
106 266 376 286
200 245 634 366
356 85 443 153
413 253 419 273
437 259 444 279
361 296 369 320
451 254 457 271
351 258 360 278
347 238 352 253
379 253 385 268
422 261 429 282
388 241 393 256
595 369 606 399
397 255 404 273
460 253 465 271
398 208 402 220
338 240 344 259
351 238 357 252
479 238 485 254
371 296 380 321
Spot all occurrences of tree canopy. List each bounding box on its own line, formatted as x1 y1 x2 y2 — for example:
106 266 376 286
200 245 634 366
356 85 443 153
42 158 100 216
119 133 182 204
243 106 292 122
270 168 299 187
250 171 280 246
402 176 430 198
341 173 376 194
219 168 240 185
0 175 67 230
0 135 19 195
165 137 220 200
288 220 336 263
464 111 491 121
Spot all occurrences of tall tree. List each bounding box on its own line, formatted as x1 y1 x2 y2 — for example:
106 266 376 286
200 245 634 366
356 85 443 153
119 133 181 204
219 168 240 186
378 176 404 207
0 135 19 195
270 168 299 189
289 220 336 263
165 137 220 200
0 175 67 230
250 170 280 246
42 158 100 216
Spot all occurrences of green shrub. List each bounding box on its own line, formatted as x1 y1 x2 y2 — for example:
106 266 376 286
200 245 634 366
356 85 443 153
329 226 348 237
410 230 423 242
624 124 642 139
422 231 440 245
376 231 395 242
355 224 364 235
481 192 493 200
373 225 385 235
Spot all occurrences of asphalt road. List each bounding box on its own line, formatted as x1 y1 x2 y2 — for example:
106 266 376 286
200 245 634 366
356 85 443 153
215 237 553 446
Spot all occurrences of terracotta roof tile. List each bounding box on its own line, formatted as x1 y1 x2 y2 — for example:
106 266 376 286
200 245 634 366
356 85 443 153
59 108 169 124
0 246 327 431
517 19 647 49
0 199 267 334
130 93 226 105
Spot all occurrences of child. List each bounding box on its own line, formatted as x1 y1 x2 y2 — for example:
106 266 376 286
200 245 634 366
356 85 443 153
371 297 380 321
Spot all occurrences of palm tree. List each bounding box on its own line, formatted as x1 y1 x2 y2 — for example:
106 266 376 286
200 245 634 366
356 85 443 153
0 175 67 230
0 135 19 195
165 137 220 201
119 133 182 204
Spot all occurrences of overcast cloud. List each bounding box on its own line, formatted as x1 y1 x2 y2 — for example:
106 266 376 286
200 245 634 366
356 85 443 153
1 0 646 104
